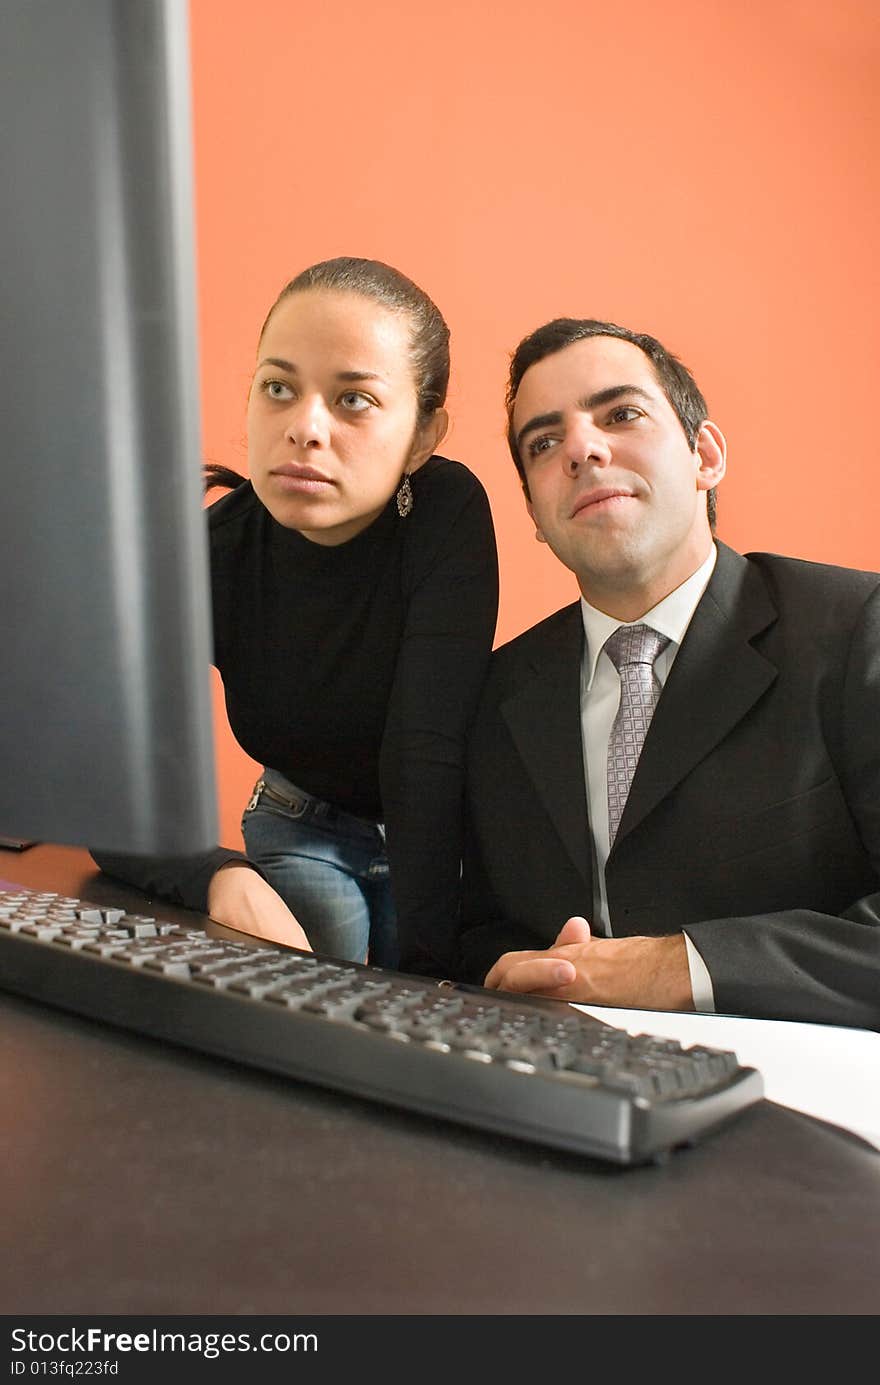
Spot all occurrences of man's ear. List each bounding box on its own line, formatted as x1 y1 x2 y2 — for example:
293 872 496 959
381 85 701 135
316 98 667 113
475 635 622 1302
695 420 727 492
525 495 547 544
407 408 449 472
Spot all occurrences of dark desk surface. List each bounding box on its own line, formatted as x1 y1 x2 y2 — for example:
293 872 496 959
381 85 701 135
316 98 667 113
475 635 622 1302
2 844 880 1316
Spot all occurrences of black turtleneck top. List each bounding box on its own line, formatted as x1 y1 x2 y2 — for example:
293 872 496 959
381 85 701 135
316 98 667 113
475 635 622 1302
93 455 498 973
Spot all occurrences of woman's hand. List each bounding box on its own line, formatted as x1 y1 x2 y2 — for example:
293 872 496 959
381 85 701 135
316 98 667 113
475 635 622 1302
206 862 312 951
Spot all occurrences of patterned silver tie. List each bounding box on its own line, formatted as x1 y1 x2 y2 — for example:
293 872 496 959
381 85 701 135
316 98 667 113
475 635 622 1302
604 624 670 844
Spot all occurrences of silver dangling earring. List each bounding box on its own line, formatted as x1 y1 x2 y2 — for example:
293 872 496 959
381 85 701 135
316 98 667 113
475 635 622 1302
396 473 414 518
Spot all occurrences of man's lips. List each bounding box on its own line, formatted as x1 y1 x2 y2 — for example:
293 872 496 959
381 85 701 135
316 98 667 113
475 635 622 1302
570 487 635 518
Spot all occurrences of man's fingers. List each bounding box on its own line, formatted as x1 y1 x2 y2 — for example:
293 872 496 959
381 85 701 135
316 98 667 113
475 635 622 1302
485 923 590 990
483 949 541 989
555 915 591 945
490 958 577 994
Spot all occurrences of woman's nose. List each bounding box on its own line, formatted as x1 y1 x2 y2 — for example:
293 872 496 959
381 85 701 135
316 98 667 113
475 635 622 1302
284 395 330 449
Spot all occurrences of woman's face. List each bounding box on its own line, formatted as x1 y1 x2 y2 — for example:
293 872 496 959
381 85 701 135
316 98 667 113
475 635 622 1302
247 289 438 543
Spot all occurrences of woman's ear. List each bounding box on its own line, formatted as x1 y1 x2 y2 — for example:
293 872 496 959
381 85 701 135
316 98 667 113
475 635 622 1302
407 408 449 472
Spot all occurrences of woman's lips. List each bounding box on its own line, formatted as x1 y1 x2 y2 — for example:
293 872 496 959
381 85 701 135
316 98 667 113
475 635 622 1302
271 463 335 492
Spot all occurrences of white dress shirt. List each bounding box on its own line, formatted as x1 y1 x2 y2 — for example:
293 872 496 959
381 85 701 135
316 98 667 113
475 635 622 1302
579 545 717 1010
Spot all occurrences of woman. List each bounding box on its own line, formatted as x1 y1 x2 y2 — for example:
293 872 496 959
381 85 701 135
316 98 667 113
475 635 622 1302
93 257 498 976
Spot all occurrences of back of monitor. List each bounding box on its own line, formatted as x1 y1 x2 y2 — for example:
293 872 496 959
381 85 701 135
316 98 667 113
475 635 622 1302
0 0 218 853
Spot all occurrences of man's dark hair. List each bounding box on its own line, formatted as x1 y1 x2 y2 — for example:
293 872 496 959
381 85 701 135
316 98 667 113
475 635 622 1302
505 317 716 529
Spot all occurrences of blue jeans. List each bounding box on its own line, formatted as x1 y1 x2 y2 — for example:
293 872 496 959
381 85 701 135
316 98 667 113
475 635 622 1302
241 771 399 968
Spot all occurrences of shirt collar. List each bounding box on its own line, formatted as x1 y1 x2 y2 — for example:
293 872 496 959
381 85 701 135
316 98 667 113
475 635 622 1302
580 544 718 690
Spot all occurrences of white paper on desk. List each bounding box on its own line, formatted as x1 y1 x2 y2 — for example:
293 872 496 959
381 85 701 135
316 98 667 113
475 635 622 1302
573 1005 880 1152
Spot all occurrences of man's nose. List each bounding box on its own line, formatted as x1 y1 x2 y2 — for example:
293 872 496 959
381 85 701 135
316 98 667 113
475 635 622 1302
562 417 612 476
284 395 330 449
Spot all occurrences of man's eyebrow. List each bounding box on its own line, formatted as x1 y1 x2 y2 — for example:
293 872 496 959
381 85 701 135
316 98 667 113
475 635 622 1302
515 411 563 451
579 384 655 411
515 384 655 451
255 357 387 384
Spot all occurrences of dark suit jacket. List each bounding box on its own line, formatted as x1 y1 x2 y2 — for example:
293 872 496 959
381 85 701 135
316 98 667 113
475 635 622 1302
458 542 880 1029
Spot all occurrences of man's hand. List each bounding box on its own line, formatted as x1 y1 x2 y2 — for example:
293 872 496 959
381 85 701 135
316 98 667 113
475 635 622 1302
483 916 694 1010
206 862 312 951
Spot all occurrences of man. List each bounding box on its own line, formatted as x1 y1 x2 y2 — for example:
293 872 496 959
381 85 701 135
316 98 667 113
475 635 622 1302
457 318 880 1029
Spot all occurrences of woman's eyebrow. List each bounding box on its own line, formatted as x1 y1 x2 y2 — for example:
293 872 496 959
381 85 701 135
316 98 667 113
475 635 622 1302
255 358 387 385
256 356 296 372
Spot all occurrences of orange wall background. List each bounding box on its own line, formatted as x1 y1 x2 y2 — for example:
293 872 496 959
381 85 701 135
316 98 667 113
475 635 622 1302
189 0 880 848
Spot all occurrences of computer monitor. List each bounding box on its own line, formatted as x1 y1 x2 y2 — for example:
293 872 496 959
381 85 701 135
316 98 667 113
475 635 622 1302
0 0 218 854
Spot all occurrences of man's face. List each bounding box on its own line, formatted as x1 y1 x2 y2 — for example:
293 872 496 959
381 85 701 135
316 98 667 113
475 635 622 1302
511 336 725 617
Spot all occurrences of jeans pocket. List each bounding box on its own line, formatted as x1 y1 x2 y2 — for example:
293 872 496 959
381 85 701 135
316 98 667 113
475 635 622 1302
243 780 316 835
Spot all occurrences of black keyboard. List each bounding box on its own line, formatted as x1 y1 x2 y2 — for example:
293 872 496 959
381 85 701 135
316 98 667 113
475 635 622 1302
0 881 763 1165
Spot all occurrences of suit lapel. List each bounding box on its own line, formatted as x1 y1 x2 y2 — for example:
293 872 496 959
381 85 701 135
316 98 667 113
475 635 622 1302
616 543 779 844
500 604 594 894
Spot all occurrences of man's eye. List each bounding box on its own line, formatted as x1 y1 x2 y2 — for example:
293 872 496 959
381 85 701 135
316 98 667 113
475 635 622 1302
339 391 372 412
526 435 556 459
609 406 642 423
263 379 293 401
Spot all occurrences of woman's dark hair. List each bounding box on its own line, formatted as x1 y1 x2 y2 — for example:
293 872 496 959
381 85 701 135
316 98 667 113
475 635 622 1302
505 317 717 529
203 462 247 494
204 256 450 496
263 256 449 423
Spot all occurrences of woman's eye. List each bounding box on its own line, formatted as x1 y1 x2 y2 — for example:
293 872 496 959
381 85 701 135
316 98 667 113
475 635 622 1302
263 379 293 401
339 391 372 412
